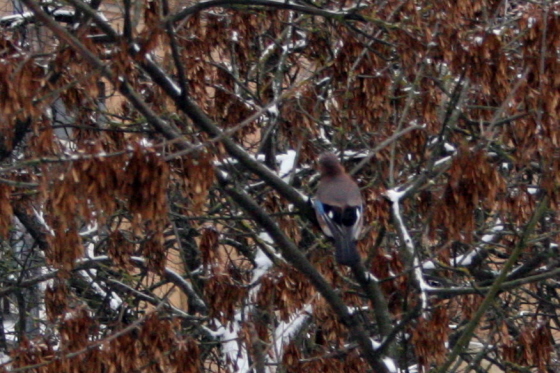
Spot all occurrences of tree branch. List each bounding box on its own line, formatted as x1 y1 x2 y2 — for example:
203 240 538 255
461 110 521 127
20 0 193 152
52 0 315 219
436 194 550 373
165 0 367 24
217 171 390 373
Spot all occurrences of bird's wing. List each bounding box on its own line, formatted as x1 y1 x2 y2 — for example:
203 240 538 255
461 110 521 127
314 200 363 265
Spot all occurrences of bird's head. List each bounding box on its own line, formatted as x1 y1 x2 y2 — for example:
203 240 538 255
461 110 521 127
318 152 344 177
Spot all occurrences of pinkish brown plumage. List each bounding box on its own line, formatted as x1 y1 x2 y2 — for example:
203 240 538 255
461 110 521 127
314 152 363 265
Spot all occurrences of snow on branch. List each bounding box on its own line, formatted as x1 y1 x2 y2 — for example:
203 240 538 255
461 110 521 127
272 304 312 363
0 8 76 29
212 313 251 373
250 234 280 286
422 218 505 270
205 240 274 372
371 340 398 373
129 256 207 311
0 12 34 28
452 219 503 267
386 187 431 314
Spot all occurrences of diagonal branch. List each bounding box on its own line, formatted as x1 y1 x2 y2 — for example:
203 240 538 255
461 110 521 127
436 194 550 373
20 0 193 152
56 0 315 219
217 171 390 373
349 261 394 355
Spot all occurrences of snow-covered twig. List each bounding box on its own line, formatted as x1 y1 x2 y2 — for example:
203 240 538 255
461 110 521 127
453 219 503 267
386 187 431 315
272 304 312 362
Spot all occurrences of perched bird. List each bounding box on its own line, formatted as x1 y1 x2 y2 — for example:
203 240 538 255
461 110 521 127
314 152 363 266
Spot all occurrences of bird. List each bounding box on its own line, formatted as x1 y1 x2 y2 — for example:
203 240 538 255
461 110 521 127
314 152 363 266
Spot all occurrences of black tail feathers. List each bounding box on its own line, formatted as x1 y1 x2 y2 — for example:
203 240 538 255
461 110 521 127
333 237 360 266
